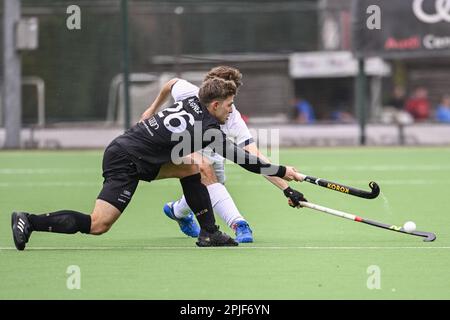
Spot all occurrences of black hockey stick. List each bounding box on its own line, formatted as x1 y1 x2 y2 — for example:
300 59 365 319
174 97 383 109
299 201 436 242
299 174 380 199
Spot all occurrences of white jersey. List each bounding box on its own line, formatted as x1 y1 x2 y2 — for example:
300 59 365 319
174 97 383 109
171 79 254 147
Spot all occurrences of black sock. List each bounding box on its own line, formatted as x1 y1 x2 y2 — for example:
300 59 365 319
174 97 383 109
28 210 91 234
180 173 216 232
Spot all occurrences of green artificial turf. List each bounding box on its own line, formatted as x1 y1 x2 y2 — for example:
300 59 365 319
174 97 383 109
1 147 449 299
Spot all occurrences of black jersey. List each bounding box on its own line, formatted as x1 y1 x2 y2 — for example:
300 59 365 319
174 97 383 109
114 96 286 177
115 96 219 164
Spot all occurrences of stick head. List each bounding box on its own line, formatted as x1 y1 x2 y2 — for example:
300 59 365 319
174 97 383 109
412 230 437 242
368 181 380 199
423 232 437 242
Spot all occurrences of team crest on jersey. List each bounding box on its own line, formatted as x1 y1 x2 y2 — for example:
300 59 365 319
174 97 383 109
188 98 202 114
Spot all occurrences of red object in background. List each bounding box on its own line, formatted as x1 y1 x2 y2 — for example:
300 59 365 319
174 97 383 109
384 36 421 50
241 114 249 124
405 98 430 121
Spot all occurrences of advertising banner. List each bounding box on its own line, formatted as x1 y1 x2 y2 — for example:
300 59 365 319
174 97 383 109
353 0 450 58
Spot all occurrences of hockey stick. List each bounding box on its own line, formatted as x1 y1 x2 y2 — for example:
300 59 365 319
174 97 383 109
299 201 436 242
299 174 380 199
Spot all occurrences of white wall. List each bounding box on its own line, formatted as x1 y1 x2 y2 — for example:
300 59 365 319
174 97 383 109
1 124 450 149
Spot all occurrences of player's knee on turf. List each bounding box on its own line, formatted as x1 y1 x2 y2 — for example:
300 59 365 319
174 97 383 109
199 162 218 185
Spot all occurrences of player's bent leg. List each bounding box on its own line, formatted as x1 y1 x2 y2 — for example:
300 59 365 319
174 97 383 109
160 163 237 246
170 156 217 220
11 209 93 251
12 184 127 250
90 199 121 235
156 162 237 246
169 156 254 243
208 182 253 243
206 158 253 242
179 172 237 246
90 139 138 235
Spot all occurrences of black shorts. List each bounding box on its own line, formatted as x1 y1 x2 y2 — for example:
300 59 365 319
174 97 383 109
97 141 161 212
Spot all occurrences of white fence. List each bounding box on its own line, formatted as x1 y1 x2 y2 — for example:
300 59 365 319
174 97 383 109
1 124 450 149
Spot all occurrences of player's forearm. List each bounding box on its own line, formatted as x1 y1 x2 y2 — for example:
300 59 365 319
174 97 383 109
243 143 289 190
220 138 285 177
264 175 290 190
140 78 179 121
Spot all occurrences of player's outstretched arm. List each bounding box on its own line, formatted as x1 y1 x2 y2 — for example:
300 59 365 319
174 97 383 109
209 132 302 181
139 78 179 122
282 166 305 181
243 142 307 207
243 142 305 189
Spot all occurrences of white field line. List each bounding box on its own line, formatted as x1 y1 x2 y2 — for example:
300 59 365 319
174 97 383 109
0 246 449 251
0 181 178 187
1 179 450 188
312 165 450 171
0 168 97 174
1 165 450 175
227 180 450 186
0 182 101 187
226 165 450 172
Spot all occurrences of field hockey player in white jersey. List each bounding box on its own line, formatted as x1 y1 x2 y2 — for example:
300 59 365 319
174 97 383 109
140 66 307 243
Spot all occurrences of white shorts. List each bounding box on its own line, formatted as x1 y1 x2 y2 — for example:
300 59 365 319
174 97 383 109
199 148 226 184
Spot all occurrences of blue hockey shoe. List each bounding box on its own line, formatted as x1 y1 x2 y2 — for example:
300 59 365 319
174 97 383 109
163 202 200 238
233 220 253 243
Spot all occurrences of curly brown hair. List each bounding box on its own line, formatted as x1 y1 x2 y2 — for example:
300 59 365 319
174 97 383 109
204 66 243 89
199 77 237 106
